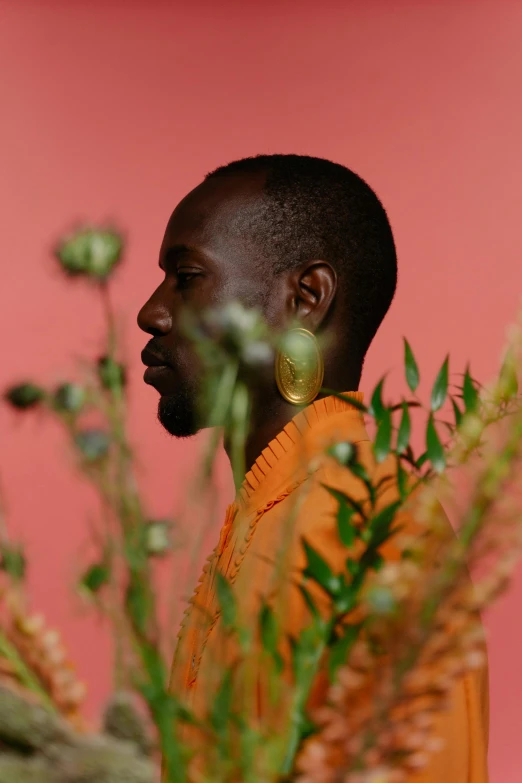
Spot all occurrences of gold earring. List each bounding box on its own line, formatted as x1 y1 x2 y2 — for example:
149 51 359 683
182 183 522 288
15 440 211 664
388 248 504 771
275 327 324 406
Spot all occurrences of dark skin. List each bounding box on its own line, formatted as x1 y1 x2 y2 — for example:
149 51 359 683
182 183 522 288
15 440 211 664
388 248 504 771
137 171 361 475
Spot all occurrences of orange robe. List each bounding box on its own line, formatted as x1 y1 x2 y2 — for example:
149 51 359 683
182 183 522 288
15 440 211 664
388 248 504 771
169 393 489 781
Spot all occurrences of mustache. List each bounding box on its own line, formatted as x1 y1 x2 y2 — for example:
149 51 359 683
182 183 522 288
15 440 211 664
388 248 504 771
144 339 175 366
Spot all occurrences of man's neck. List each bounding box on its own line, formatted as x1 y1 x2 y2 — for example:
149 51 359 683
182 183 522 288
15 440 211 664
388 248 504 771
226 372 361 486
242 399 298 476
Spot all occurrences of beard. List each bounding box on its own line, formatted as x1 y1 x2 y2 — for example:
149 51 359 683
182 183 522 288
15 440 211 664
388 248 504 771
157 378 201 438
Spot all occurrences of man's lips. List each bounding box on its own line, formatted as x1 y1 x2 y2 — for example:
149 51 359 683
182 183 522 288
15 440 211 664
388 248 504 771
141 346 175 391
141 346 170 368
143 364 172 387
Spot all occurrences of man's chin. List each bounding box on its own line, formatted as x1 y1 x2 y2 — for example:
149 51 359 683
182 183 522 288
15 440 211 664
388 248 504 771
157 393 201 438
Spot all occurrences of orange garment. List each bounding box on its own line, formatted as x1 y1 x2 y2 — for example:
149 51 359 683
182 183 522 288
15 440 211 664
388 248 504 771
169 393 489 781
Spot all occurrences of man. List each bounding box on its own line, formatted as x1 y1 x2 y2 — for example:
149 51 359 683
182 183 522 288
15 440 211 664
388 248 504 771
138 155 488 781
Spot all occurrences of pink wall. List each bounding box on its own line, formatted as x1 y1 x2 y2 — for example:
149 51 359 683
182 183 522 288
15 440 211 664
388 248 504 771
1 1 521 779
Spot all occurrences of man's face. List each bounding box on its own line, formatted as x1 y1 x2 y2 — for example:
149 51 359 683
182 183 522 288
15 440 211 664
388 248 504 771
138 173 276 437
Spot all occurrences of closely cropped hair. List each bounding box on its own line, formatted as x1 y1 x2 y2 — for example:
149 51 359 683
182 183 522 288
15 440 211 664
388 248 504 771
207 154 397 365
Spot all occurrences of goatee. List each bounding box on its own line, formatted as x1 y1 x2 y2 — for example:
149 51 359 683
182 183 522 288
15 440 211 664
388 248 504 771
157 382 201 438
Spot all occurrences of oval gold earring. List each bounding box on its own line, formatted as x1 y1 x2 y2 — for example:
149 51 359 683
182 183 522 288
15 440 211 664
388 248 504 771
275 327 324 406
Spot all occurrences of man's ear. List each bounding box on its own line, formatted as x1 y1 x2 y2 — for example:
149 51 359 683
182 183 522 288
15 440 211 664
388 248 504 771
289 261 337 330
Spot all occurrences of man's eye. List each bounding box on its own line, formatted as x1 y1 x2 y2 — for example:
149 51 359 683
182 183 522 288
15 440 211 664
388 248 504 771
176 270 200 285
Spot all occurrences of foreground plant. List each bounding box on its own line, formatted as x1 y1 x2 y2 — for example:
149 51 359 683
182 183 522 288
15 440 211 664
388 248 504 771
2 225 522 782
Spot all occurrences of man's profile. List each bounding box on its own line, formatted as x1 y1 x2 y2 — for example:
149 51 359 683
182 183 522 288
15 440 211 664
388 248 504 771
138 154 488 781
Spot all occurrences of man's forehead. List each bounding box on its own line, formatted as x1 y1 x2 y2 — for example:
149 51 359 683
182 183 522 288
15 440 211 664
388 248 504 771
162 172 266 250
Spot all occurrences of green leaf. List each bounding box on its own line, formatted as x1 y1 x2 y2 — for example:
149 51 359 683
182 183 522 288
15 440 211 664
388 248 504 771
299 714 318 742
346 557 359 577
396 402 411 454
216 572 236 629
346 461 375 507
426 414 446 473
237 722 262 778
390 400 421 412
259 604 283 673
322 485 366 519
451 397 463 428
260 604 278 652
369 376 386 421
373 408 392 463
463 366 478 413
348 461 372 487
333 585 356 615
302 540 341 597
416 450 429 469
320 390 367 412
0 543 26 581
291 619 327 681
298 585 319 618
328 625 361 681
403 339 420 392
335 496 357 547
367 501 402 548
175 701 199 727
431 355 449 412
499 349 519 400
80 563 110 593
210 669 234 734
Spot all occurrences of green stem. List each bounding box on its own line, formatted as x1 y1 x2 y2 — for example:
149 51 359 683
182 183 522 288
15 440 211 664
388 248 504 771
132 629 186 783
229 382 250 491
202 360 239 482
100 281 117 358
281 631 329 775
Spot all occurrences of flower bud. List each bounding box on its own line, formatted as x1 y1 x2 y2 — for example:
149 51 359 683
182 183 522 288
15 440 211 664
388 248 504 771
75 429 110 461
4 383 45 410
55 228 123 280
80 562 110 593
241 341 273 367
496 348 519 402
279 329 315 367
97 356 127 390
366 585 397 616
53 382 86 413
145 520 172 557
328 441 355 466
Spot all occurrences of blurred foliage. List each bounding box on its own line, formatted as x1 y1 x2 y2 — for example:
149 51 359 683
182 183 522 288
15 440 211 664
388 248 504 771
1 226 522 782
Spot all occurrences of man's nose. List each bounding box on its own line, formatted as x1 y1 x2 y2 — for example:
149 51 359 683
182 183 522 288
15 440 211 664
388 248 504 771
137 288 173 337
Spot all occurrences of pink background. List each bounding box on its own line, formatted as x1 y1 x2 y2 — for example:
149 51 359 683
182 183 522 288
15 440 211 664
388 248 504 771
1 1 521 779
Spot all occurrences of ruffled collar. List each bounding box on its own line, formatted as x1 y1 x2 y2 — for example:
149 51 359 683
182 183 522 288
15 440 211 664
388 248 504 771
236 391 366 511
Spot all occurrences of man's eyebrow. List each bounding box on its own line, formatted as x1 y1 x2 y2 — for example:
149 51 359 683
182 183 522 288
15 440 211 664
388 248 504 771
159 244 198 268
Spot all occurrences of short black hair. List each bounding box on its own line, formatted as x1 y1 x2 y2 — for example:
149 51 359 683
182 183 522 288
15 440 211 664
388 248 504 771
206 154 397 365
